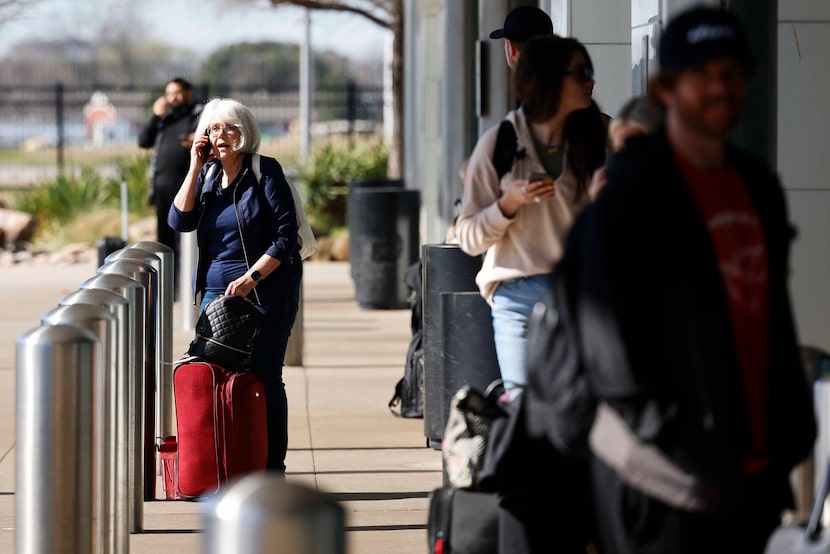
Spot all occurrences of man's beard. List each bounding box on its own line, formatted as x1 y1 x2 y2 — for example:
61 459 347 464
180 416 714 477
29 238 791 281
676 94 744 140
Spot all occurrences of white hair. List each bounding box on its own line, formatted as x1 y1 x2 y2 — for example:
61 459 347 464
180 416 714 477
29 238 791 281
195 97 261 154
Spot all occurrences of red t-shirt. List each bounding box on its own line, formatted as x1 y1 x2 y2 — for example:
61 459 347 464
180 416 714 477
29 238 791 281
674 149 770 473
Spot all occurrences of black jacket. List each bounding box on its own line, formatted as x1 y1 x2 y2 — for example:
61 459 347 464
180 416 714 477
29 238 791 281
525 127 816 510
138 103 202 196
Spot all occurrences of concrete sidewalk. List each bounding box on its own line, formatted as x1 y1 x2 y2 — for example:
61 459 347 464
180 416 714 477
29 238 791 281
0 259 441 553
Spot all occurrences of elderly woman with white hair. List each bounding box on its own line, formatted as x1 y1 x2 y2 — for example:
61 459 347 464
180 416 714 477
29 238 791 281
169 97 301 474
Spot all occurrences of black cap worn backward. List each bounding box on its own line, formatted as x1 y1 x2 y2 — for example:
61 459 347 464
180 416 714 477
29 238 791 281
658 6 755 72
489 6 553 43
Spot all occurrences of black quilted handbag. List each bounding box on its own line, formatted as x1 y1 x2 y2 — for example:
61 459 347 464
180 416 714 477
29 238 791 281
187 295 262 371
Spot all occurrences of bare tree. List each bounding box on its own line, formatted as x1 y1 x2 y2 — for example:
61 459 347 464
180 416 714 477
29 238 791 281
0 0 40 27
235 0 403 178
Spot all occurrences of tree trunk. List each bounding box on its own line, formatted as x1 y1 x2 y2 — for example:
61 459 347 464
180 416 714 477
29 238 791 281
387 3 404 179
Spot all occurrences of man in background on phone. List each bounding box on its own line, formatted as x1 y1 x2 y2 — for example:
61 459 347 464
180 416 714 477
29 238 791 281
138 77 203 298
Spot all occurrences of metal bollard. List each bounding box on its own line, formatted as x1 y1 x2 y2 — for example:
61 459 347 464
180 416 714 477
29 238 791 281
58 288 132 553
38 305 116 554
81 273 147 533
99 258 158 501
107 245 175 447
130 241 176 440
815 376 830 527
203 475 345 554
16 324 100 554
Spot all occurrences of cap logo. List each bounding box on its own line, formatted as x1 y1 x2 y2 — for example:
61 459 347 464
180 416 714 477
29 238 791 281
686 24 736 45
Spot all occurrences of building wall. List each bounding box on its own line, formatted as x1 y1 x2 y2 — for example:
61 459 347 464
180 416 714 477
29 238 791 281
778 1 830 351
560 0 632 117
405 1 830 349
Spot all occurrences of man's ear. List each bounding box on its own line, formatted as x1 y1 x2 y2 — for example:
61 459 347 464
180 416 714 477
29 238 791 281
648 76 670 109
505 39 520 70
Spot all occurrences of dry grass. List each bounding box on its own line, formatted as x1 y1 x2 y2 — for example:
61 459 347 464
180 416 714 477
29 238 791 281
30 206 150 253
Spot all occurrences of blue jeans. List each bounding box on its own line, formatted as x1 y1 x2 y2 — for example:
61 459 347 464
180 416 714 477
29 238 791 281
491 274 551 394
199 272 301 472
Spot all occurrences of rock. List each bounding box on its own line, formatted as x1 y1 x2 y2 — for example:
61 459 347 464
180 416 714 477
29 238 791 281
329 233 349 261
0 208 36 249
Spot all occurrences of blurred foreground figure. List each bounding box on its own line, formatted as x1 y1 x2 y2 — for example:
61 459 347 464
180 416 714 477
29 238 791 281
527 7 816 553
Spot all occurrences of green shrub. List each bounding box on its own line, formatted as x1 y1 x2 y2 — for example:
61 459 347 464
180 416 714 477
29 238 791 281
14 169 109 226
11 155 153 247
298 137 388 236
114 154 152 213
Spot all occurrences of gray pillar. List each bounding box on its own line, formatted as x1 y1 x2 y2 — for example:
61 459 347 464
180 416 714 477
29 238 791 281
16 324 100 554
442 0 477 234
727 0 777 164
284 286 304 367
477 0 513 134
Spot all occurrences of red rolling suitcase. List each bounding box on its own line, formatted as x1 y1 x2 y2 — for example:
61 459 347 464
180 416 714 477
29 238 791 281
173 361 268 499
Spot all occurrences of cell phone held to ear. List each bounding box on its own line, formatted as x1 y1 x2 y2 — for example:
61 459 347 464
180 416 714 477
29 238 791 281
199 134 212 162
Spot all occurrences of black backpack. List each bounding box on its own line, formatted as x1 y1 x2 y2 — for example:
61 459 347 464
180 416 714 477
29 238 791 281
389 260 425 418
389 328 425 418
187 295 262 371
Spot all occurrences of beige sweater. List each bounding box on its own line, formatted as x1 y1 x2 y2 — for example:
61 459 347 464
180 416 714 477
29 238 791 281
456 108 590 304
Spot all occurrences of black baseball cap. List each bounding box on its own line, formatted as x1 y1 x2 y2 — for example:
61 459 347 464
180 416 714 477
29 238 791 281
659 7 755 72
489 6 553 43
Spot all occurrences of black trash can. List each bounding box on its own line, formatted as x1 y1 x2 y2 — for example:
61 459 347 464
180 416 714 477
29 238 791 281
421 244 499 449
347 183 419 309
348 179 404 283
96 236 126 268
440 289 501 421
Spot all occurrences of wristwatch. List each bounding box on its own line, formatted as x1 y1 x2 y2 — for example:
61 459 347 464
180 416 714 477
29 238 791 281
250 270 262 283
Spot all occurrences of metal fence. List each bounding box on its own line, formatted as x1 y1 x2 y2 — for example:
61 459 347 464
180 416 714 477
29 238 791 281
0 81 385 187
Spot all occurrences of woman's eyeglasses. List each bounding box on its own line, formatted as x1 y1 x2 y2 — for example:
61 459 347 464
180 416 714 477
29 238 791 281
208 124 242 136
565 65 594 83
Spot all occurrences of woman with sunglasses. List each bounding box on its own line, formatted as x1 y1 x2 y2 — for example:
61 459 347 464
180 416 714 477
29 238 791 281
169 97 302 474
456 35 607 401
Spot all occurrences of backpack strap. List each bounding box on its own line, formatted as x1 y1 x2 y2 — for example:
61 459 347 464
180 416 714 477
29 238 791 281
250 153 317 260
492 120 522 180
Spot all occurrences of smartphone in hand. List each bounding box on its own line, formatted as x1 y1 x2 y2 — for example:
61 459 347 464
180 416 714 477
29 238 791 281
199 133 212 162
528 172 554 185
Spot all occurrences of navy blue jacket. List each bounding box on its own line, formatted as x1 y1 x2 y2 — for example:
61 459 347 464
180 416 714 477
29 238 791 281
168 153 301 307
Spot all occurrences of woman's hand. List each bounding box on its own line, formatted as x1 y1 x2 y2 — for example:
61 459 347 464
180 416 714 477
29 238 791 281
498 176 556 218
225 274 257 298
588 166 607 201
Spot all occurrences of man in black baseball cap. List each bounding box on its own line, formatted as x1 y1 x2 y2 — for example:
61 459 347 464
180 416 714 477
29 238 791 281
652 5 756 144
539 5 816 553
658 6 755 73
490 5 553 69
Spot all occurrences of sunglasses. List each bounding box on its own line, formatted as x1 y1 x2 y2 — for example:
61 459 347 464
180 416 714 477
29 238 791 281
565 65 594 83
